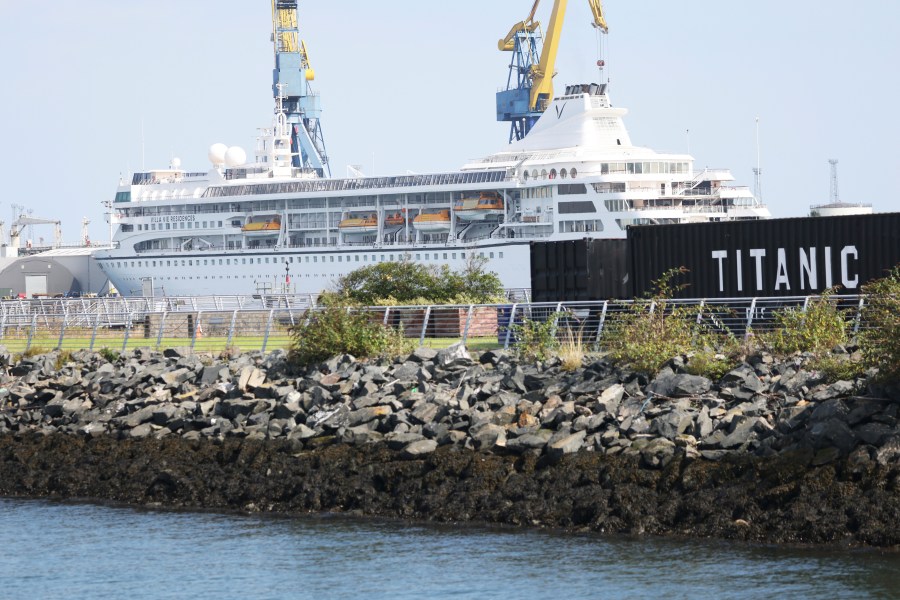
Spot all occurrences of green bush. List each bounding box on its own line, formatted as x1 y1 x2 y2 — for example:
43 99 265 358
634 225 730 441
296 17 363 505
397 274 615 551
603 268 741 377
762 289 849 356
99 347 120 363
512 312 562 362
289 305 414 366
331 254 504 306
859 266 900 382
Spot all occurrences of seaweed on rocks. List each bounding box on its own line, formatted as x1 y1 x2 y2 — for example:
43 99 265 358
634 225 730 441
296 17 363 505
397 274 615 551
0 344 898 547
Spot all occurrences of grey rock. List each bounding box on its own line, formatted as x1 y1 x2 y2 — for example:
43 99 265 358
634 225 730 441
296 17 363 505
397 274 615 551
812 380 856 402
470 423 507 451
808 418 857 453
435 343 471 368
547 430 587 458
652 409 695 440
401 439 438 458
853 422 894 446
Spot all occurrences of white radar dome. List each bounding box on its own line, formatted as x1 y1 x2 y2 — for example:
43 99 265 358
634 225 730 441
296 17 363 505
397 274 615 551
208 143 228 166
224 146 247 168
170 157 182 169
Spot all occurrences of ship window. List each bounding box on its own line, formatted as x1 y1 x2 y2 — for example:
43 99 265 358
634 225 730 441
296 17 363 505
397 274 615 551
499 252 504 258
443 253 448 260
541 169 547 179
531 170 538 178
452 253 456 259
338 256 342 262
181 260 185 266
570 168 577 179
218 221 223 227
355 255 360 262
313 257 317 262
522 171 529 181
560 169 567 179
330 256 334 262
380 255 385 261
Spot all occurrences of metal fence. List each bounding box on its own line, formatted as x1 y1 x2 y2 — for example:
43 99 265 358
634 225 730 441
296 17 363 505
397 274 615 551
0 294 869 355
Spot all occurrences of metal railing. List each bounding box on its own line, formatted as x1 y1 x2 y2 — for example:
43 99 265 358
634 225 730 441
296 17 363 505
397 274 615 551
0 294 868 355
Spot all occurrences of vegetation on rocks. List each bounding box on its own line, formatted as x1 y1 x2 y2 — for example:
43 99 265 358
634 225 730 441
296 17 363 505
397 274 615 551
602 269 742 377
859 266 900 382
289 305 414 366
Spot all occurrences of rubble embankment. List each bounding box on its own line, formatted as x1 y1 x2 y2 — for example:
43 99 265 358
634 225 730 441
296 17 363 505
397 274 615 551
0 344 898 547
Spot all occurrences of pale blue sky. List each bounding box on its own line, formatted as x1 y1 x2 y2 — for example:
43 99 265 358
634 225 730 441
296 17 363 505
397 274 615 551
1 1 897 244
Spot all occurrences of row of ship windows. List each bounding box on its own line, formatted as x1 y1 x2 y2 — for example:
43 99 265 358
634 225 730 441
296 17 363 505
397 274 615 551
134 221 225 232
105 251 505 270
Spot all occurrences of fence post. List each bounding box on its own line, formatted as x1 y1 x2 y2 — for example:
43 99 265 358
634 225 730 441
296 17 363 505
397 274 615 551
461 304 474 346
25 314 37 353
383 306 391 326
419 305 432 347
155 311 168 350
696 299 706 325
853 297 865 334
0 305 7 341
56 314 67 350
802 296 811 312
595 300 609 348
745 298 757 339
90 311 100 351
261 309 275 353
190 311 202 351
503 303 518 349
226 309 238 349
121 314 132 353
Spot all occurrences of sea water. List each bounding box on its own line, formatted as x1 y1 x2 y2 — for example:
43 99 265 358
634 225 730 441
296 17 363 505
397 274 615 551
1 498 898 599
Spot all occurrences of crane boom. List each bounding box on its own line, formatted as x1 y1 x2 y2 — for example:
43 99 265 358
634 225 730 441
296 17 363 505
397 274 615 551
496 0 609 141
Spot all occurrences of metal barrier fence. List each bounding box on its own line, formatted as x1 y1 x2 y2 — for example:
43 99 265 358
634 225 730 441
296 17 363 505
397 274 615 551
0 294 868 354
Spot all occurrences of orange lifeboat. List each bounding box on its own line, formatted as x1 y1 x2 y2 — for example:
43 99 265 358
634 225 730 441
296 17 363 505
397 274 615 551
412 209 452 232
454 192 504 221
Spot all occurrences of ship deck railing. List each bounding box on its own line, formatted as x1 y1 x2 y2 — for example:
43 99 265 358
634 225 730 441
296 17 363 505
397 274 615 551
0 294 869 355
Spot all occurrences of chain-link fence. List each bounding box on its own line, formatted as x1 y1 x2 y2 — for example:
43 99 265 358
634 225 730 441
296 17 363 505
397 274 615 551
0 294 868 354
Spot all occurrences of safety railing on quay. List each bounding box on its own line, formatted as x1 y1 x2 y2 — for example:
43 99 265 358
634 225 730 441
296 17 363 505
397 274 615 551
0 294 869 355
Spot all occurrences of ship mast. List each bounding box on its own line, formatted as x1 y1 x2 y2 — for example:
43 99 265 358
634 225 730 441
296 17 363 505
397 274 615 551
271 0 330 177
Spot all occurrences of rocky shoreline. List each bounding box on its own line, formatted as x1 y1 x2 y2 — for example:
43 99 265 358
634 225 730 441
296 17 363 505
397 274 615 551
1 344 898 546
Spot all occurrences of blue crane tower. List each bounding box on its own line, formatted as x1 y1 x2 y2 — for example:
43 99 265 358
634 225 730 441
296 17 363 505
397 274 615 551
272 1 330 177
495 1 545 143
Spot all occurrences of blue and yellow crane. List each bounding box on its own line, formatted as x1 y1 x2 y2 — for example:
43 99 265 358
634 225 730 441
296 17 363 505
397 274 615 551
496 0 608 142
271 0 330 177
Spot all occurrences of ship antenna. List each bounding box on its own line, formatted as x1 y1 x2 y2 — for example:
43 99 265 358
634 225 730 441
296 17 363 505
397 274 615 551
753 117 763 202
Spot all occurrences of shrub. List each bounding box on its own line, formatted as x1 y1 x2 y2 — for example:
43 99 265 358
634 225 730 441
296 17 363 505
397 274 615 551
98 347 120 363
762 289 849 356
859 266 900 382
289 304 414 366
602 268 741 377
331 254 505 306
512 311 561 363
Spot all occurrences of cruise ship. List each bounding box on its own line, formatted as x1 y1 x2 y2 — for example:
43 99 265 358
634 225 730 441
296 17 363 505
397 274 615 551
95 3 769 297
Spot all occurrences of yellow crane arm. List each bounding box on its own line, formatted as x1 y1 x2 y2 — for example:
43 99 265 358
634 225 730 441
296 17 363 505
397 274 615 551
588 0 608 33
528 0 608 110
499 0 542 51
529 0 568 111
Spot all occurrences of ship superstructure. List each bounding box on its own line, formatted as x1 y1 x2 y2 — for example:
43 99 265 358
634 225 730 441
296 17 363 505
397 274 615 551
95 2 769 297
